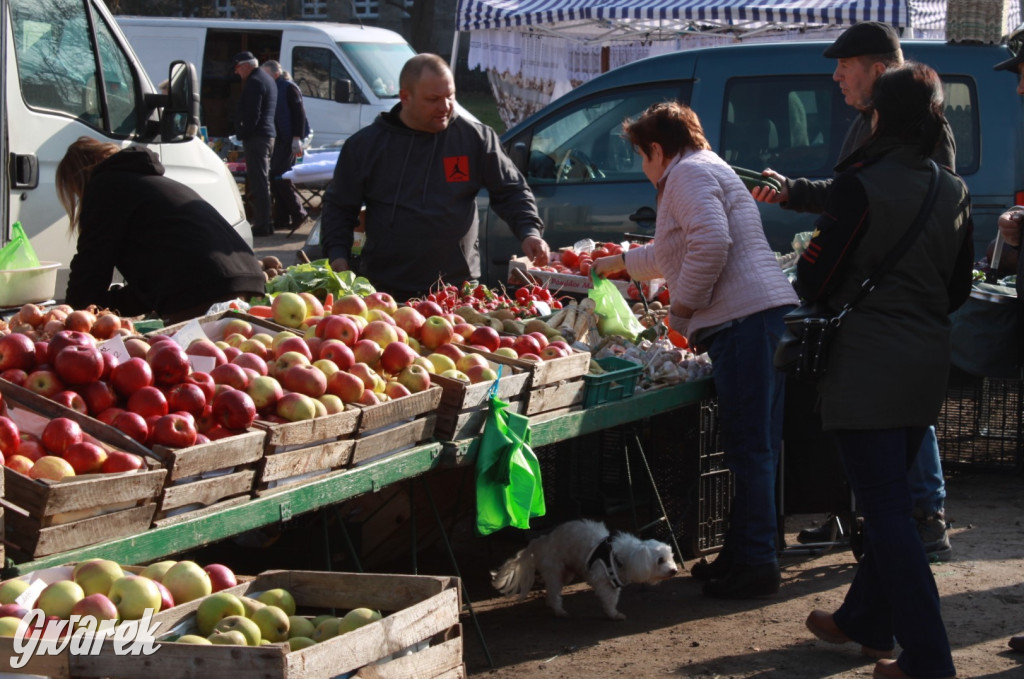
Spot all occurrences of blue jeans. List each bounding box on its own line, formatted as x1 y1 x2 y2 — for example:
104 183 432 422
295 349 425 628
832 427 955 679
705 306 790 567
909 426 946 516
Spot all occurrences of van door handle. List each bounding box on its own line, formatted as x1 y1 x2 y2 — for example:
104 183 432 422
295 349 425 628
629 206 656 227
10 153 39 189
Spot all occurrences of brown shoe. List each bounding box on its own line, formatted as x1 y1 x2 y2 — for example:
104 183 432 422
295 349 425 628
806 610 893 660
1010 635 1024 652
873 659 955 679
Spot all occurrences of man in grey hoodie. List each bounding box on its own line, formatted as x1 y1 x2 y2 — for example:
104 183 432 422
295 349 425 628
321 53 549 299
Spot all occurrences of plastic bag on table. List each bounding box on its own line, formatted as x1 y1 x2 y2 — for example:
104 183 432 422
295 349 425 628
0 222 41 270
589 271 645 341
475 393 546 536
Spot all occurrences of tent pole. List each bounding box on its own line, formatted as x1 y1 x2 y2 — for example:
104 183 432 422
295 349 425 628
450 30 460 69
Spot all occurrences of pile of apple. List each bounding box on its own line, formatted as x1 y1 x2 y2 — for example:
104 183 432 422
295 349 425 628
172 588 380 650
0 558 238 637
0 412 144 481
1 303 136 342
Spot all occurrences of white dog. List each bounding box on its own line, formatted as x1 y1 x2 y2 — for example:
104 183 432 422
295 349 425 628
491 519 679 620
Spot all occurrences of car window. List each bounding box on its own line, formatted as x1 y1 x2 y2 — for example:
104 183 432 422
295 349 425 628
721 75 848 178
11 0 141 135
942 77 978 175
292 45 363 103
523 85 690 184
338 42 413 98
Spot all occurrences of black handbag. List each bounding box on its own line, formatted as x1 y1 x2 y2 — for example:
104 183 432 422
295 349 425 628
775 160 942 381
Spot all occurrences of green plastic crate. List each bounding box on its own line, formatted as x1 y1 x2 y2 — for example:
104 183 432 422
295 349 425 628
583 356 643 407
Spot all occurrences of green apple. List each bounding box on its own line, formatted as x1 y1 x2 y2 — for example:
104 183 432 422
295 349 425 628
208 629 248 645
196 592 246 636
339 607 382 633
139 560 177 582
311 614 335 628
426 353 457 374
0 616 24 637
37 580 85 619
0 579 30 605
288 636 317 651
175 634 212 644
311 617 341 642
494 347 519 360
214 615 261 646
251 605 290 643
73 559 124 597
108 575 163 620
272 292 308 329
288 616 316 639
256 588 296 616
162 560 212 605
239 596 266 618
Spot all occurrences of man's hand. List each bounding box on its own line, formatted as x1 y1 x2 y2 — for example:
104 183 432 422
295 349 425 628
997 207 1024 247
522 236 551 267
330 257 351 273
291 138 303 155
670 302 694 319
750 169 789 204
592 255 626 277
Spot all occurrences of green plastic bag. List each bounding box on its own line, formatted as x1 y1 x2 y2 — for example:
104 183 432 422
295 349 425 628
475 393 546 536
589 271 646 341
0 222 41 270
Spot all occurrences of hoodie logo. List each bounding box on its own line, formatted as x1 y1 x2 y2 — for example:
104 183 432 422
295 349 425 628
444 156 469 182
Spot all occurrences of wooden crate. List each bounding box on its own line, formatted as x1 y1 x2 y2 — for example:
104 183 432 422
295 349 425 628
432 366 530 441
253 407 361 496
154 310 291 340
75 570 463 679
460 347 590 420
353 387 442 466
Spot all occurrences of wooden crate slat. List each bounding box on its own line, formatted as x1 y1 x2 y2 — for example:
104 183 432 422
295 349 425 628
0 638 71 677
70 642 288 677
358 387 441 432
353 633 462 679
352 416 436 466
156 309 290 337
3 468 167 517
260 439 355 483
6 504 156 558
151 494 251 527
159 469 255 512
257 408 361 446
460 346 590 387
270 571 454 611
434 399 526 442
524 379 585 416
154 430 265 481
435 371 529 411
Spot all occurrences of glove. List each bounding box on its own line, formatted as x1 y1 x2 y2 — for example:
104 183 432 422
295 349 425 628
291 138 303 154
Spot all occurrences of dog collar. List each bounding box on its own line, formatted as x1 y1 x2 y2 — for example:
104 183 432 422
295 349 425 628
587 535 626 590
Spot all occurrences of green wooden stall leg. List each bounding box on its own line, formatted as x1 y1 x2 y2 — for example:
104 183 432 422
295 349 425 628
421 477 493 668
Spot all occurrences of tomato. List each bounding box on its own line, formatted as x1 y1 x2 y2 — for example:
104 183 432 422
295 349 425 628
579 260 592 276
559 249 579 268
605 243 622 256
593 246 610 259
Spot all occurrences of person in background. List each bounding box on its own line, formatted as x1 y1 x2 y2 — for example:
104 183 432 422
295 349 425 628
320 53 550 300
592 102 798 599
752 22 954 560
56 137 265 323
796 63 970 679
233 51 277 237
261 60 309 232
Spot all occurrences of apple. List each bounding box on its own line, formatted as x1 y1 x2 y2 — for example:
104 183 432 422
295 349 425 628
426 353 457 374
364 292 398 316
379 341 418 375
123 337 152 360
101 450 145 474
203 564 238 592
108 575 162 620
317 315 361 346
281 363 328 398
318 394 345 414
318 339 355 370
0 579 31 605
274 336 313 361
6 455 35 474
166 382 207 417
214 615 261 646
221 318 254 340
366 308 397 325
467 326 501 352
52 389 88 414
326 370 365 404
186 338 228 367
312 359 340 379
139 560 176 582
96 407 125 426
312 617 341 642
0 332 36 372
186 371 217 401
452 323 475 342
332 294 368 317
36 580 85 619
113 411 149 444
154 580 175 611
512 334 543 358
99 351 120 380
63 441 108 474
0 616 25 638
212 389 256 430
151 413 198 448
465 365 499 384
73 558 124 596
527 331 550 350
24 369 65 398
252 605 290 642
247 375 284 412
0 604 29 620
494 346 519 359
0 368 28 386
272 292 308 328
298 292 324 318
0 416 20 457
111 357 154 397
67 592 118 629
413 355 435 373
46 330 95 365
339 607 382 633
456 353 490 374
440 369 470 383
414 299 445 318
237 338 270 360
276 392 318 421
397 365 431 393
196 592 246 635
127 385 169 418
162 560 212 605
210 363 250 390
541 345 570 360
392 307 426 339
41 417 83 455
256 588 297 616
231 352 268 376
383 381 411 400
272 350 311 377
348 363 377 390
361 320 399 348
519 353 545 363
77 380 118 416
433 343 465 363
351 339 382 368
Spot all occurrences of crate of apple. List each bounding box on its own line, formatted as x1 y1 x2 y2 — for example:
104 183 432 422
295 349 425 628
1 302 137 345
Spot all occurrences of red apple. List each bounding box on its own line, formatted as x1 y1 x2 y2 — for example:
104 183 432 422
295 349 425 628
151 413 198 448
332 294 368 317
41 417 83 455
46 330 95 365
396 364 431 393
540 345 569 360
360 321 399 348
468 326 501 352
185 338 228 367
231 352 268 377
318 339 355 371
0 416 20 457
110 357 153 397
317 315 361 347
24 369 65 398
326 370 365 403
63 441 108 474
420 316 455 350
280 363 328 398
392 307 426 339
195 404 215 434
53 344 104 386
357 390 380 406
166 382 207 417
348 363 377 390
413 299 445 319
0 332 36 372
147 343 191 387
498 336 516 349
453 323 475 342
154 581 175 611
127 386 169 419
212 389 257 430
433 343 465 363
186 372 217 401
527 331 549 350
53 389 88 414
0 368 28 386
305 336 323 361
96 407 126 427
274 336 313 361
100 351 120 380
512 334 543 358
101 450 144 474
203 564 237 593
364 292 398 316
383 381 411 400
351 339 382 368
247 375 284 412
210 363 250 390
113 411 149 444
271 350 311 377
379 341 418 375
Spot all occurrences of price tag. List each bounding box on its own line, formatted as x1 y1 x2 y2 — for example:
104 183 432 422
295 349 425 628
98 334 132 363
170 318 207 350
16 579 47 608
187 354 216 374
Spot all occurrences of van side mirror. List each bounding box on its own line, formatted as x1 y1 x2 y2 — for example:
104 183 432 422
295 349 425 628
159 60 201 141
510 142 528 175
334 78 355 104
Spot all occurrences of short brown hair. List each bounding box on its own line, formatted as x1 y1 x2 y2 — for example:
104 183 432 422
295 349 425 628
56 137 119 233
622 101 710 159
399 54 452 92
857 50 904 70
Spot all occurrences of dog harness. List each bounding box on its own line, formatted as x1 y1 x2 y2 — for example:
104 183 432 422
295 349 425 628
586 535 626 590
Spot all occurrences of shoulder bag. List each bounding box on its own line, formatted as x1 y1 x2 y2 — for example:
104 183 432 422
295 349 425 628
774 160 942 381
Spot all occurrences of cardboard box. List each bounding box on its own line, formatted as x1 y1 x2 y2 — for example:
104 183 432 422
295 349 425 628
507 256 631 297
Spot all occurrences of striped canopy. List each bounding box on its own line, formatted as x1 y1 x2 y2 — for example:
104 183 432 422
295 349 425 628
455 0 915 34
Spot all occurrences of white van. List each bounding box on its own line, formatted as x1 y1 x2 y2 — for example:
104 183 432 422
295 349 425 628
116 17 416 148
4 0 251 297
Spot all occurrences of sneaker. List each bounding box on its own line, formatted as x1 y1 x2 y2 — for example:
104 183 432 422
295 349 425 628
797 513 851 545
916 510 952 562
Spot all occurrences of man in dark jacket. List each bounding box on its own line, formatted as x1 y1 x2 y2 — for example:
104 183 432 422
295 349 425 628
262 60 309 232
749 22 954 560
233 51 277 237
320 53 549 300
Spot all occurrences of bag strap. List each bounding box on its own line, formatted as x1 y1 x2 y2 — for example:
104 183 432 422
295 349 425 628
835 159 942 321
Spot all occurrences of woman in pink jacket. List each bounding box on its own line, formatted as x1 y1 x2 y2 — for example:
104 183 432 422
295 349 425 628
594 102 798 599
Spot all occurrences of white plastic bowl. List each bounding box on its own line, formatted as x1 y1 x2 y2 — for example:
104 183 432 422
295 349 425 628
0 261 60 307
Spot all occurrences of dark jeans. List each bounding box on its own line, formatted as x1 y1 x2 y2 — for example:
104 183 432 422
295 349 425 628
832 427 955 679
704 305 790 566
270 138 306 227
244 136 274 234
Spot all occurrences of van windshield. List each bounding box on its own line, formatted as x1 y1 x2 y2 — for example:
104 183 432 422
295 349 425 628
338 42 415 98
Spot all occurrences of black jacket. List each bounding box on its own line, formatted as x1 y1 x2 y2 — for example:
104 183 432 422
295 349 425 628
320 105 543 298
65 147 265 319
236 67 277 141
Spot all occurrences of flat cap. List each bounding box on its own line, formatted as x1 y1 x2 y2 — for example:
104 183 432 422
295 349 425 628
994 52 1024 72
232 51 256 66
823 22 900 58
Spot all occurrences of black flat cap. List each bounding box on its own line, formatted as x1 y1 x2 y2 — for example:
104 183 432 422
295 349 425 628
994 52 1024 72
232 51 256 66
823 22 901 58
